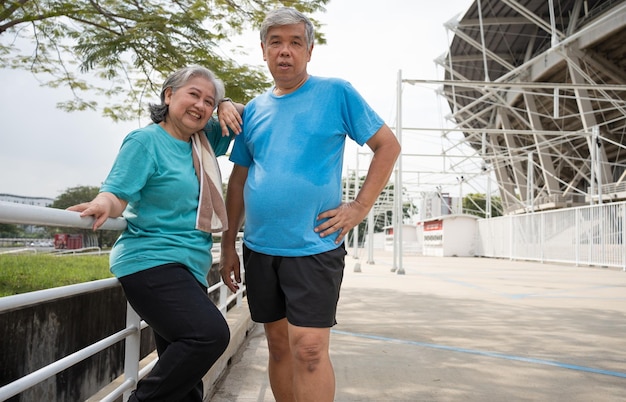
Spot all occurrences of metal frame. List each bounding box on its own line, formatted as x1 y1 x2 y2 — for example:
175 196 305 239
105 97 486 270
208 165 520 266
437 0 626 214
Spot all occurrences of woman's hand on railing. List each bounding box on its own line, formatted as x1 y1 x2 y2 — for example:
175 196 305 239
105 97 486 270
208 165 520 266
67 192 128 231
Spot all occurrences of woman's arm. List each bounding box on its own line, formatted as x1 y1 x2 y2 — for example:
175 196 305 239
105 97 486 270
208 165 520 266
217 98 244 136
67 192 128 231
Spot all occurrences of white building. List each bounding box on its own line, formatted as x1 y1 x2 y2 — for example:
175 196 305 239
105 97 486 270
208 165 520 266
0 193 54 207
0 193 54 234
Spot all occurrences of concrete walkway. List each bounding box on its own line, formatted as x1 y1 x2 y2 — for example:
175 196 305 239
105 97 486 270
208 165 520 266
208 251 626 402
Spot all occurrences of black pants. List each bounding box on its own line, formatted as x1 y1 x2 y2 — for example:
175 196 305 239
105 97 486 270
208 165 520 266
119 263 230 402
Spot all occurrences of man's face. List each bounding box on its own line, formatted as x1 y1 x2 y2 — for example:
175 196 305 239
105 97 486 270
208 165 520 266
262 22 313 87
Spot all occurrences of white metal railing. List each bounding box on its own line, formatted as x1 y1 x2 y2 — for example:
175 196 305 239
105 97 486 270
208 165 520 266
476 201 626 271
0 201 127 231
0 201 245 401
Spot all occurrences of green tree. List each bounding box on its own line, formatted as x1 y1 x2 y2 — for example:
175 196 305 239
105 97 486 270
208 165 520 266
50 185 122 248
0 223 21 238
463 193 503 218
0 0 328 121
52 185 100 209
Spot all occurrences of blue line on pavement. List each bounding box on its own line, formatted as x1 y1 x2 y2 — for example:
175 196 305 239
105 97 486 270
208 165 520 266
331 329 626 379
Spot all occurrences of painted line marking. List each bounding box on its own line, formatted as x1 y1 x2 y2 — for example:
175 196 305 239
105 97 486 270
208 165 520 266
331 329 626 379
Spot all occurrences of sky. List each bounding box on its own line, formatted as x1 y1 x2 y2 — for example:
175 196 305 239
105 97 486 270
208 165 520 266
0 0 477 200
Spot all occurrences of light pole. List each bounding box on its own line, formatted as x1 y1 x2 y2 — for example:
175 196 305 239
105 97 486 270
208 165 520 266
456 176 464 214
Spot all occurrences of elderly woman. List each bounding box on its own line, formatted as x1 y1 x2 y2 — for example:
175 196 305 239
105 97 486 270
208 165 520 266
69 65 243 401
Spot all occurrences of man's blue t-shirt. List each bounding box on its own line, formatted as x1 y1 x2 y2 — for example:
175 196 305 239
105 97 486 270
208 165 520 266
230 76 384 256
101 120 232 286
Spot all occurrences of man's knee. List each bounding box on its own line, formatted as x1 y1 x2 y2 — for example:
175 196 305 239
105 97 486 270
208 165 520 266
265 319 291 362
291 333 327 371
266 334 291 363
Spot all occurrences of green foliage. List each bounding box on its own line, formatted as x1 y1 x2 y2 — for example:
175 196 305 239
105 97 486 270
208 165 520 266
0 0 329 121
52 185 100 209
0 223 21 238
0 254 112 297
463 193 503 218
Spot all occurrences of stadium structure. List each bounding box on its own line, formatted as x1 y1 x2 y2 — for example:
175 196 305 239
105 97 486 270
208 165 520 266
436 0 626 215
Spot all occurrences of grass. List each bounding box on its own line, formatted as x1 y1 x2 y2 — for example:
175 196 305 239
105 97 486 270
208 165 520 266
0 254 113 297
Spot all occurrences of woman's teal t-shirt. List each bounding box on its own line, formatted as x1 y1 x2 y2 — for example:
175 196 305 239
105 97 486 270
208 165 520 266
101 120 232 286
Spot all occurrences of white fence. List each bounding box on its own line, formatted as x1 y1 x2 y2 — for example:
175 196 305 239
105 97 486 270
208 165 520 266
0 201 245 401
477 201 626 270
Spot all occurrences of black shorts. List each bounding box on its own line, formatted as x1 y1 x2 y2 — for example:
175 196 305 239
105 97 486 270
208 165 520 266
243 244 346 328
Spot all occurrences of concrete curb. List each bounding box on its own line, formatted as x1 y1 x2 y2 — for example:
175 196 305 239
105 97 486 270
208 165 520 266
202 301 255 400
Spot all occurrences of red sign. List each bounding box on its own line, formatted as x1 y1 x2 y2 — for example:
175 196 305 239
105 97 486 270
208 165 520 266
424 220 443 231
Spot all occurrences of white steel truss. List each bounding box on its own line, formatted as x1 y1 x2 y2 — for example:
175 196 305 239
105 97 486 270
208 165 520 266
435 0 626 214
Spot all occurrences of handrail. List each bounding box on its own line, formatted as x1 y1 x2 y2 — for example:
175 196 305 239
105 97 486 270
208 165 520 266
0 200 127 230
0 202 245 401
0 320 140 399
0 247 38 255
0 277 119 312
54 246 104 256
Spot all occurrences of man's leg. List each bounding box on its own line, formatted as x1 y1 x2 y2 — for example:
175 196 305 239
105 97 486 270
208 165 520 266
246 245 343 402
263 246 343 402
243 246 295 400
264 318 294 402
288 324 334 402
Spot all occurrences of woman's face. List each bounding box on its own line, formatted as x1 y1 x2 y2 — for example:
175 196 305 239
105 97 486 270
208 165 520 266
163 75 216 140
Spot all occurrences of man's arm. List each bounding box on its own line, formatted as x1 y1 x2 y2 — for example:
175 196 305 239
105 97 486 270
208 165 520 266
220 164 249 292
315 124 401 244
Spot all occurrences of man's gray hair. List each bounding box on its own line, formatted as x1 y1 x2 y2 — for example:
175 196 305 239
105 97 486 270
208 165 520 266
149 65 225 124
260 7 315 49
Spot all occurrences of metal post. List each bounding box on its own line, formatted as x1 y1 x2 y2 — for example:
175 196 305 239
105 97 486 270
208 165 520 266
457 176 464 214
553 88 559 118
548 0 558 47
353 151 360 259
367 148 375 265
122 303 141 401
219 285 228 315
396 69 405 275
476 0 490 81
623 204 626 271
352 155 362 272
594 126 602 205
367 207 375 264
391 168 398 273
486 166 492 218
590 130 595 206
527 152 534 212
481 131 491 219
575 208 580 266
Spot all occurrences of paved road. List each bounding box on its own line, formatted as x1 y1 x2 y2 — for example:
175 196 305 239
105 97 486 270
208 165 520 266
209 251 626 402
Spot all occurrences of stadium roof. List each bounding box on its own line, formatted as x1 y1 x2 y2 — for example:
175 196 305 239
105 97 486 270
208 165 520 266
441 0 626 214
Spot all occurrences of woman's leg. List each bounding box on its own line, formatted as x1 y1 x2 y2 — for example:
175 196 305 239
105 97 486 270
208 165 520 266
120 264 230 402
